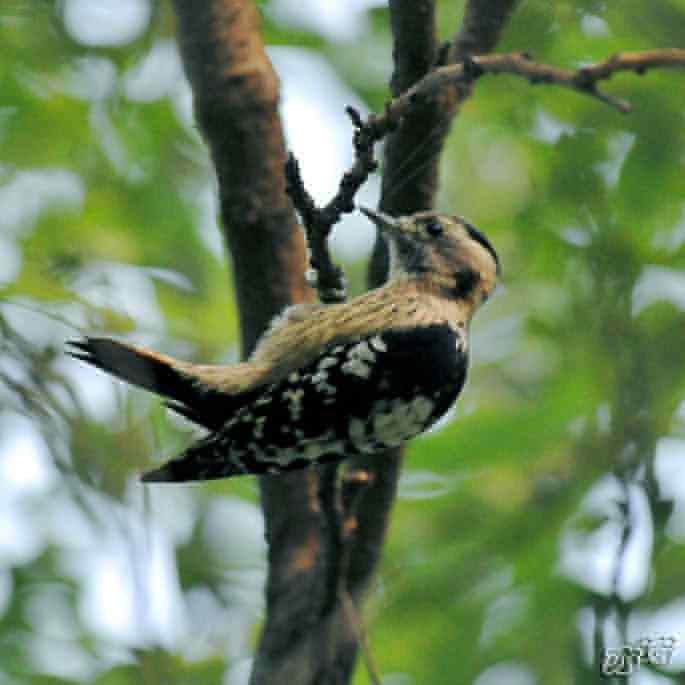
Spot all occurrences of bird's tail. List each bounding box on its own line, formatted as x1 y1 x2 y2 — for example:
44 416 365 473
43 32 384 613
141 435 254 482
141 436 242 483
67 338 194 398
140 434 342 482
67 337 252 429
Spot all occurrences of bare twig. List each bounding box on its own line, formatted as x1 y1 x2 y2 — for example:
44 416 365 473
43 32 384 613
576 48 685 80
377 49 685 120
285 106 390 304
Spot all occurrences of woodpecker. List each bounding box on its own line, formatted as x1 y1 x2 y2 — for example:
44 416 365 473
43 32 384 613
68 208 500 482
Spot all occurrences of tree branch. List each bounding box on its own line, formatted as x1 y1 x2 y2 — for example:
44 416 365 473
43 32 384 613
337 1 519 682
287 23 685 297
377 0 441 220
171 0 311 353
377 49 685 120
311 45 685 304
284 104 387 304
170 3 341 684
371 0 518 279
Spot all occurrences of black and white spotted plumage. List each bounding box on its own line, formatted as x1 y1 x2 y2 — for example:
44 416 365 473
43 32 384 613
69 209 500 482
141 324 467 481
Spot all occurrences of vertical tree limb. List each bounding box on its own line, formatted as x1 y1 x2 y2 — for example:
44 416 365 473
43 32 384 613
370 0 518 279
451 0 519 61
171 2 331 683
376 0 440 223
172 0 311 352
341 0 519 680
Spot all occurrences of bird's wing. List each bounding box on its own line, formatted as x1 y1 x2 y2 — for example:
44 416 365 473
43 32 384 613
67 338 200 398
141 323 468 482
67 288 456 431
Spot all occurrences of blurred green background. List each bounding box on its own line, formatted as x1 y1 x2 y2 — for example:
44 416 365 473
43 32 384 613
1 1 684 683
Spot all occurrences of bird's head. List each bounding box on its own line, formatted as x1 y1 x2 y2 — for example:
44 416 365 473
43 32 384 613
360 207 500 307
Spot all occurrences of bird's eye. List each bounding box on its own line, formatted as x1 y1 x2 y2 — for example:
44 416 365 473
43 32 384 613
425 219 444 237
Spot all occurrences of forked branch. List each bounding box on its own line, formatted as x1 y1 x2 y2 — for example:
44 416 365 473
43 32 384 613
285 107 394 304
382 49 685 119
288 47 684 308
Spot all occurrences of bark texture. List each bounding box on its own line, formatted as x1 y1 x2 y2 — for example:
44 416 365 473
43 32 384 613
171 2 328 683
172 1 311 352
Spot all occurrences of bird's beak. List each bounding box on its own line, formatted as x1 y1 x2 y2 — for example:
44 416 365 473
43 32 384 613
358 206 400 235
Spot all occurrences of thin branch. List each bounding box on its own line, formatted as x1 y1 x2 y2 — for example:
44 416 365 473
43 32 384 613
285 107 388 304
304 47 685 279
578 48 685 80
317 46 685 229
377 49 685 120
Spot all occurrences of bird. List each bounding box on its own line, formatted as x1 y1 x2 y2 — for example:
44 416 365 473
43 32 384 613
67 207 500 482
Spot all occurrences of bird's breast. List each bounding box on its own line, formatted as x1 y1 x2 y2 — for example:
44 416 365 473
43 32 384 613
342 323 468 451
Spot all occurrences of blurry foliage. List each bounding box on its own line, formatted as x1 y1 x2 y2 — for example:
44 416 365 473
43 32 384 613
1 1 684 684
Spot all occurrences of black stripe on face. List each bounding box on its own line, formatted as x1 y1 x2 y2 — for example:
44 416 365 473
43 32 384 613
462 220 501 276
